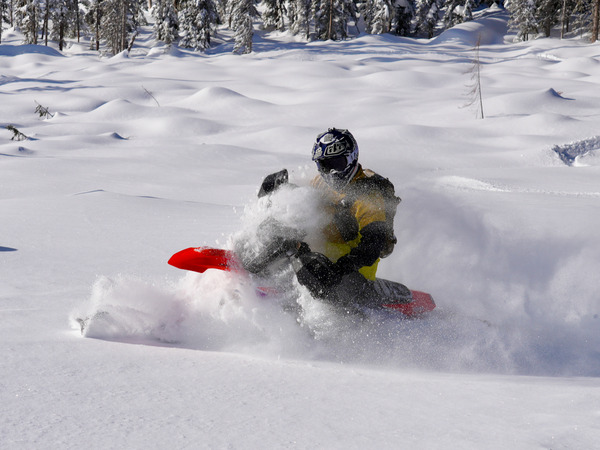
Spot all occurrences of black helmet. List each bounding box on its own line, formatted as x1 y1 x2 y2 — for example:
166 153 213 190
312 128 359 188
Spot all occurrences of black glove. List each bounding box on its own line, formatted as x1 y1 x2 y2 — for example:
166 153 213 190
295 252 347 297
258 169 288 198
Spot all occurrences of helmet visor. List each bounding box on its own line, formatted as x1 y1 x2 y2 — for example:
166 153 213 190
316 155 348 174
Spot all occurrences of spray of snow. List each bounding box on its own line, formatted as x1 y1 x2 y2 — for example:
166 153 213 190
71 184 600 376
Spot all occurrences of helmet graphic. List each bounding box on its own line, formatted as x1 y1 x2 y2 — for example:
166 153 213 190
312 128 359 188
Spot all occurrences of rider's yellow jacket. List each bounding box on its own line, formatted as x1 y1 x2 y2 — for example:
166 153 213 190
311 165 387 281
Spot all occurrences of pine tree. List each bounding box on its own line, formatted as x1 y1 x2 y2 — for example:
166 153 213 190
392 0 415 36
287 0 310 38
262 0 286 30
363 0 393 34
558 0 577 37
50 0 79 49
17 0 40 44
536 0 562 36
414 0 442 37
153 0 178 44
101 0 125 53
231 0 258 53
179 0 218 50
100 0 143 54
569 0 591 36
214 0 231 26
86 0 102 50
443 0 473 28
313 0 356 40
508 0 538 40
69 0 85 42
0 0 10 43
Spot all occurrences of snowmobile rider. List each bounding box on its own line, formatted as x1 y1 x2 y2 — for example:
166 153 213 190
294 127 396 304
255 127 399 305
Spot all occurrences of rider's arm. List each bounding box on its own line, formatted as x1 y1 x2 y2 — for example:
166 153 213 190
330 221 387 277
330 189 387 277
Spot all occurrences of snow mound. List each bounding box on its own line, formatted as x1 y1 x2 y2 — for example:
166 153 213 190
431 8 508 47
176 86 274 112
488 87 575 116
0 44 64 57
553 56 600 73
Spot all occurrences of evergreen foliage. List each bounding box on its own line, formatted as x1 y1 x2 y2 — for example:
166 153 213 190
443 0 473 28
536 0 562 36
0 0 10 43
4 0 600 55
312 0 357 40
49 0 79 49
85 0 102 50
363 0 394 34
508 0 539 40
17 0 40 44
178 0 218 50
100 0 144 54
392 0 415 36
153 0 178 44
414 0 443 37
262 0 286 30
287 0 310 37
231 0 258 54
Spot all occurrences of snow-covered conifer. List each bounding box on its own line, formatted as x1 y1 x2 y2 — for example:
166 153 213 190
414 0 442 37
178 0 218 50
85 0 102 50
0 0 10 43
363 0 393 34
153 0 178 44
508 0 538 40
392 0 415 35
50 0 79 49
287 0 310 38
442 0 473 29
313 0 357 40
100 0 143 54
262 0 286 30
231 0 258 54
536 0 562 35
214 0 231 26
16 0 40 44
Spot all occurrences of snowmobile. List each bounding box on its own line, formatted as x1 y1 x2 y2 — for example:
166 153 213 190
168 238 435 318
169 168 435 317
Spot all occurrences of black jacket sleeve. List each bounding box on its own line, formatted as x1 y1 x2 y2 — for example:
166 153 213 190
331 221 387 276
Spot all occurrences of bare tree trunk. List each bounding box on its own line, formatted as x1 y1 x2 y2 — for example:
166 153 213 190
33 1 38 44
76 0 81 42
59 20 64 50
95 4 100 51
43 0 49 46
465 35 484 119
327 0 334 40
592 0 600 42
560 0 567 38
121 0 127 52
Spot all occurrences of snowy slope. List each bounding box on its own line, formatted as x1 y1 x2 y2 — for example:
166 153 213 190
2 7 600 448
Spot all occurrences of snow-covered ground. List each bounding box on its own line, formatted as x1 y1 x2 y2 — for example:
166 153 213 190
2 7 600 448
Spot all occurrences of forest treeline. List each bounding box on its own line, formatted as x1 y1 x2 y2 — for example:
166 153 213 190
1 0 598 54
